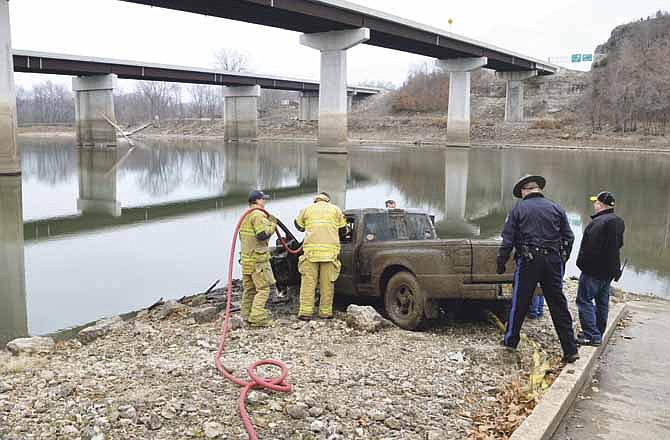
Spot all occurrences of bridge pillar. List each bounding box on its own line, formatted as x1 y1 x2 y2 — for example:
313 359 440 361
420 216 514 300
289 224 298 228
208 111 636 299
347 90 358 113
300 28 370 150
299 91 319 121
223 85 260 142
72 74 118 147
438 57 488 145
77 147 121 217
0 175 28 345
495 70 538 122
0 1 20 175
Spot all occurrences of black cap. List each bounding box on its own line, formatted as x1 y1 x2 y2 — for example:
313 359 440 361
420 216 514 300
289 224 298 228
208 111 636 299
590 191 615 207
513 175 546 198
248 190 270 203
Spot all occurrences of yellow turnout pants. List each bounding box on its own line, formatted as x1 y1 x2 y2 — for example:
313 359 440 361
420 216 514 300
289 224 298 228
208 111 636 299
298 256 341 318
240 261 276 326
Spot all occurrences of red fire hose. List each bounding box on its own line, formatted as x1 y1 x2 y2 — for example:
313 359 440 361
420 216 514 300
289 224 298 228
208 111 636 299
214 207 302 439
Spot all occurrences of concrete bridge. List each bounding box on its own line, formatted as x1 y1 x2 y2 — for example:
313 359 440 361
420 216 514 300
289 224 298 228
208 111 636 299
12 49 379 146
119 0 557 147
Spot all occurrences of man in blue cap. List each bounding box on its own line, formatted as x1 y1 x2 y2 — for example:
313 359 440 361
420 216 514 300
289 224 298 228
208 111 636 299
575 191 625 346
496 175 579 363
238 190 278 327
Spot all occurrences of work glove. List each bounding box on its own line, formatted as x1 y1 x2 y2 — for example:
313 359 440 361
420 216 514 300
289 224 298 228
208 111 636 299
496 262 506 275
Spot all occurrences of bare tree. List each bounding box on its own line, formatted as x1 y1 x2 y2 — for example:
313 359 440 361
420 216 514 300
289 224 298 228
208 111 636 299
188 84 222 118
135 81 181 120
213 48 250 72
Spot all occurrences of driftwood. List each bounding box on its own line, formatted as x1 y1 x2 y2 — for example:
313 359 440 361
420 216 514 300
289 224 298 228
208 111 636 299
147 297 164 311
124 121 153 137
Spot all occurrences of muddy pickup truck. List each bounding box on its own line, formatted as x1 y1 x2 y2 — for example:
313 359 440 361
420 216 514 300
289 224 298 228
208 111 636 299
271 208 515 330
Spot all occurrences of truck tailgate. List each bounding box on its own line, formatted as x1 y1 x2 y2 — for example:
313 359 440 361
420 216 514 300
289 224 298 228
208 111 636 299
469 239 515 283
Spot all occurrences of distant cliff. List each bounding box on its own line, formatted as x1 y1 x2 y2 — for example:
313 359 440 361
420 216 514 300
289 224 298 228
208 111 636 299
589 11 670 134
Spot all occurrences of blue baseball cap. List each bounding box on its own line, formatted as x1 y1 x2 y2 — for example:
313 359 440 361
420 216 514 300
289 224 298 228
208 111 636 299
248 190 270 203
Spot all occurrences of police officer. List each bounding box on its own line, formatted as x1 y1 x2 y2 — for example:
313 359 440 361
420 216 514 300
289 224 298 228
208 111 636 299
239 190 278 327
497 175 579 363
294 192 348 320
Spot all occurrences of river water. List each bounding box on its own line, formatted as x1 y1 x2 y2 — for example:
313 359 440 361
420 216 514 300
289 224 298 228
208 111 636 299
2 137 669 344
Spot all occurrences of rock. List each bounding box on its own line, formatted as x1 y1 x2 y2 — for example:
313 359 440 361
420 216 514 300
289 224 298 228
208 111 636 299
133 321 158 337
146 413 162 430
345 305 393 332
203 421 224 438
268 400 283 412
0 381 12 393
368 408 388 421
324 349 336 357
190 295 207 307
6 336 55 355
308 406 324 417
247 390 268 405
192 306 219 324
384 417 401 430
560 132 571 140
118 405 137 420
427 429 446 440
53 383 76 399
228 314 246 330
62 425 79 435
310 420 325 432
286 403 309 419
155 300 190 320
160 407 176 419
79 316 124 344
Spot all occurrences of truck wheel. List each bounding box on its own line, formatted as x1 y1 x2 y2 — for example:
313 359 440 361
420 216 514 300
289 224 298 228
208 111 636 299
384 272 425 330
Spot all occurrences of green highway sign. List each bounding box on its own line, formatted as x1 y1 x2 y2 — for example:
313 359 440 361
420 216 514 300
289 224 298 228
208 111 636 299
571 54 582 63
582 54 593 62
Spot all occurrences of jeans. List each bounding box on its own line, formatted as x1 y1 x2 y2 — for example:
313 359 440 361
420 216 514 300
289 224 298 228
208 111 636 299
528 294 545 318
576 272 611 343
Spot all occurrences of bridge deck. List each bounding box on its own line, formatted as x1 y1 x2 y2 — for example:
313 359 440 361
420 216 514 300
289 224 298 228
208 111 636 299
12 50 380 94
118 0 557 75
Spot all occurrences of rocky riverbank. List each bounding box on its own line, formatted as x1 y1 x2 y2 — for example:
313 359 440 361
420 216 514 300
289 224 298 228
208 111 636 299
17 115 670 151
1 279 629 440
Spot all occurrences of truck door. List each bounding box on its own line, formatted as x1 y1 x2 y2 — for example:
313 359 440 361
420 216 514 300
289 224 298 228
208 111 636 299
335 215 357 295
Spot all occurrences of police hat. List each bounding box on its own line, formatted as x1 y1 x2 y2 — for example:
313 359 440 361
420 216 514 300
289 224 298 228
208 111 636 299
248 190 270 203
513 175 546 198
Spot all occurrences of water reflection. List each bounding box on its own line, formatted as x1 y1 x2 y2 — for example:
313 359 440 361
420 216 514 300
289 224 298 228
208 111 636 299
5 139 670 338
0 175 28 346
317 153 348 209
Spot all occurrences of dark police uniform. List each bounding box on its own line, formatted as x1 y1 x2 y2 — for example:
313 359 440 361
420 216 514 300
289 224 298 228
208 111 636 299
497 178 578 359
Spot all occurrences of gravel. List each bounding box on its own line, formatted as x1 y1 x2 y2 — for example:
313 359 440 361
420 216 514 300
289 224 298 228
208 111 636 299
0 279 608 439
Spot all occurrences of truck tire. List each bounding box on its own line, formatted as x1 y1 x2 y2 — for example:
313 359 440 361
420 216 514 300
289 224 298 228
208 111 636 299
384 272 425 330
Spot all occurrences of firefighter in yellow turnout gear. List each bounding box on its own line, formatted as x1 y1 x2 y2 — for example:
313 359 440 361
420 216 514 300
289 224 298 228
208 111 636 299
294 192 348 320
239 190 278 327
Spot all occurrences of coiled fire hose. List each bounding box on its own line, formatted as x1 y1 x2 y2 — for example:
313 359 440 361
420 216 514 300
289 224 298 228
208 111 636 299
214 207 302 439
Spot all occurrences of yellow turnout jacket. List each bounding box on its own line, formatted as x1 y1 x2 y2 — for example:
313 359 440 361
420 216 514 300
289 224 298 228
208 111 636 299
295 200 347 262
239 209 276 274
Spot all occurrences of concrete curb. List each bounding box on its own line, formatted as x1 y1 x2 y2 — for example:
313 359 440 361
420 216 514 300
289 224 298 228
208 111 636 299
509 302 628 440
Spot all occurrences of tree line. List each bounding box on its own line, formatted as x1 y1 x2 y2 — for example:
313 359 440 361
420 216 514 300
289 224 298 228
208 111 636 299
587 11 670 135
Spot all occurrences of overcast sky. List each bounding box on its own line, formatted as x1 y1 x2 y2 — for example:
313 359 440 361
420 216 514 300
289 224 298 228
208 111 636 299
9 0 669 90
